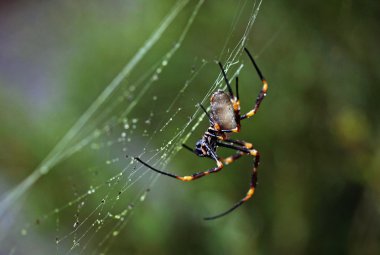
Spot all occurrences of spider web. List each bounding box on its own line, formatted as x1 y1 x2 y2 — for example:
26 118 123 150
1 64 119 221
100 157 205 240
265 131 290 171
0 0 263 253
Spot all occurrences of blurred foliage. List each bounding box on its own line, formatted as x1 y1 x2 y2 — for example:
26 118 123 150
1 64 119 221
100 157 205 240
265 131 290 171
0 0 380 254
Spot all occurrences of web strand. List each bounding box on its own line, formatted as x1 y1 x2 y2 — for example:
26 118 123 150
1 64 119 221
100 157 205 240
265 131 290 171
1 1 264 253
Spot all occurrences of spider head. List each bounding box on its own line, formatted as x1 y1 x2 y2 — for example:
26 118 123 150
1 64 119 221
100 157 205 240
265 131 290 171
194 140 206 157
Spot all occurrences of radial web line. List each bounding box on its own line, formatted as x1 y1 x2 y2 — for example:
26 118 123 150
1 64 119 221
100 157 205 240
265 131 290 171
0 0 190 218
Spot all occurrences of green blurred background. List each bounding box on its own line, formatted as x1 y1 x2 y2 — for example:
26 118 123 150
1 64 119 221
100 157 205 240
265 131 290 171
0 0 379 254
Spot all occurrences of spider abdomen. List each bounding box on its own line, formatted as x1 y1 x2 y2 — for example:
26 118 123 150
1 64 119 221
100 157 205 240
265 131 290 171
210 90 237 130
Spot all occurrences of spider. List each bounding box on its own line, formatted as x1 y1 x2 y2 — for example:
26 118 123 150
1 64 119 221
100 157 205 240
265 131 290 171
134 48 268 220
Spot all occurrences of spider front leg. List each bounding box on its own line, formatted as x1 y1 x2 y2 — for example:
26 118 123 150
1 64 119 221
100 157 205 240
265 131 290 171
133 144 224 182
240 48 268 120
204 140 260 220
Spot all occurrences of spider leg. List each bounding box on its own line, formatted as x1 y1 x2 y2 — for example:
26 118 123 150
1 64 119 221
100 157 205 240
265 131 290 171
134 144 224 182
204 140 260 220
221 151 244 165
216 139 253 165
221 138 253 149
182 143 195 154
218 62 234 98
235 76 239 102
205 132 253 150
198 103 214 125
240 48 268 120
215 141 254 165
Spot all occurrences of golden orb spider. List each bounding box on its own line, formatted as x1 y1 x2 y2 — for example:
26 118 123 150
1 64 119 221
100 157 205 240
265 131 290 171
134 48 268 220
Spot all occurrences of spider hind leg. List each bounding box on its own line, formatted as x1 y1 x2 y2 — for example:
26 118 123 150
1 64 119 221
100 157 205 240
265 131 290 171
204 140 260 220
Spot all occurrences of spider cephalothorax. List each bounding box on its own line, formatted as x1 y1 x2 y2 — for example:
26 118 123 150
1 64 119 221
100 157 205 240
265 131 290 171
134 48 268 220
